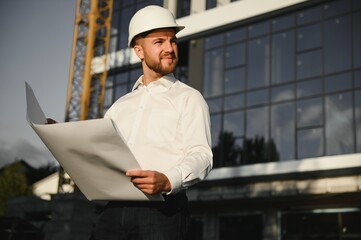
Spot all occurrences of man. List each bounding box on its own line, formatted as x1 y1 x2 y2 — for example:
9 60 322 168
90 5 213 240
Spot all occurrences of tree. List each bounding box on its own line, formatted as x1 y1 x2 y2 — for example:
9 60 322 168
212 131 242 167
212 131 280 167
0 162 32 216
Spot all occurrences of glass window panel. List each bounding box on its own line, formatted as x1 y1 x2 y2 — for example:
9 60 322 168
247 37 270 89
226 27 246 44
109 36 118 53
271 84 294 103
341 211 361 234
211 114 222 148
106 75 114 87
130 67 142 80
297 23 321 51
297 97 323 127
297 6 321 25
104 88 113 107
297 78 322 98
225 42 245 68
211 114 222 168
247 89 269 107
356 70 361 88
281 213 303 236
245 106 269 163
203 48 224 97
297 128 323 158
355 90 361 152
136 2 148 10
150 0 163 7
272 14 295 32
323 0 350 18
219 215 263 240
353 0 361 10
353 12 361 68
223 137 243 166
207 98 222 114
205 33 224 50
271 102 295 161
177 0 190 18
224 93 244 111
115 84 128 99
303 212 337 234
246 106 269 140
224 110 244 137
103 109 113 120
282 212 339 237
324 16 352 74
224 67 245 94
248 21 270 38
326 92 354 155
188 217 204 240
119 7 133 49
110 11 119 35
297 50 322 79
272 30 295 84
174 65 189 84
122 0 133 7
325 72 352 93
219 133 242 167
115 72 128 84
206 0 217 9
113 0 120 10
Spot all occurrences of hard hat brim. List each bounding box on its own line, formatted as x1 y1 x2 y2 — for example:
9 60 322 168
129 25 185 48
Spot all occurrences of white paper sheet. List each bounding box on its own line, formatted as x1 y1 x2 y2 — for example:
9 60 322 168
25 82 163 201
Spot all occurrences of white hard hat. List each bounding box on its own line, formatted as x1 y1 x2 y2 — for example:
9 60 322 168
128 5 185 47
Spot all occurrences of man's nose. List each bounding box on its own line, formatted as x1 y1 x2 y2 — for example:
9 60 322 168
163 40 175 53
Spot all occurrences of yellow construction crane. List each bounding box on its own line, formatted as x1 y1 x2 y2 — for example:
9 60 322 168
59 0 113 193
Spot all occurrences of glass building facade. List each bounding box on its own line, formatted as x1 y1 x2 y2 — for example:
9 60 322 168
202 0 361 168
104 0 361 239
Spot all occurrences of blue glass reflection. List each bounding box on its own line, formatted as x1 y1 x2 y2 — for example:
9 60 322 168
324 16 352 74
297 128 324 158
325 92 354 155
297 50 322 79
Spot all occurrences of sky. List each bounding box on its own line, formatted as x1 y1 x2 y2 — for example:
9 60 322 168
0 0 77 168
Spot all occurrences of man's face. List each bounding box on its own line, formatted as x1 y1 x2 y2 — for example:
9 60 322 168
135 28 179 76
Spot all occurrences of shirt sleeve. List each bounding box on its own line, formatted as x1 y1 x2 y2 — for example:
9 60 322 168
164 90 213 194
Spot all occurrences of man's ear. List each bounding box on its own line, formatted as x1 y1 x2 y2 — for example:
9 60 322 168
133 44 144 60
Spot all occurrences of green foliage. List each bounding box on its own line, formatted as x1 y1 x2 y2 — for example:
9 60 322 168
0 162 33 216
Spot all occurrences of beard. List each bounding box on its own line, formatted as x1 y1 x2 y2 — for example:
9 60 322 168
144 53 178 75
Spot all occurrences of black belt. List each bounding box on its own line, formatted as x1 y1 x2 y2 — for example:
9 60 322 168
104 191 188 212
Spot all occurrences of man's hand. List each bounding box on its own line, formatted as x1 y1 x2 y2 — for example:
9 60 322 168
126 170 171 195
46 118 57 124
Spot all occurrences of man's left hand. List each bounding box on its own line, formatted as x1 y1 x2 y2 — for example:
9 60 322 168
126 170 171 195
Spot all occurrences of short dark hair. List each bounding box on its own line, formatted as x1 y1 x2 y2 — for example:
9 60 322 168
130 30 152 47
130 28 177 47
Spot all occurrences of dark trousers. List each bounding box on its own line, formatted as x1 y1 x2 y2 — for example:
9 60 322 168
89 192 190 240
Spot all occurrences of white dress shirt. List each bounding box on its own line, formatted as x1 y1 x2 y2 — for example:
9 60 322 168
104 74 213 194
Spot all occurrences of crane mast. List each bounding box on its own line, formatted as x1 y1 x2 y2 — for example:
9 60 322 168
59 0 113 193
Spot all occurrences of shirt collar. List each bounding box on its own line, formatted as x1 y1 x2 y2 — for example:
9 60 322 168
132 74 176 92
